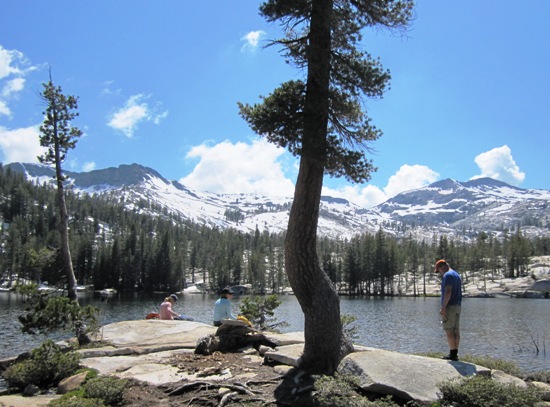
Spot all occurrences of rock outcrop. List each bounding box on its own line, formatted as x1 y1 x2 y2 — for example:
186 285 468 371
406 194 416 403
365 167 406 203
0 319 536 405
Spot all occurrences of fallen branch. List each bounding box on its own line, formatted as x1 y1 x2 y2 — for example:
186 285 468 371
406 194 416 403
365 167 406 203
219 391 238 407
244 379 281 386
169 380 262 398
186 396 210 407
168 381 213 396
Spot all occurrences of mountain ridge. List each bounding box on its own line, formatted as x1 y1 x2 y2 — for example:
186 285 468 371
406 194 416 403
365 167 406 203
5 162 550 241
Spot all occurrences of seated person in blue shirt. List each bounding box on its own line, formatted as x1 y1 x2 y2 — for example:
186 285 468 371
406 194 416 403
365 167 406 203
213 288 235 326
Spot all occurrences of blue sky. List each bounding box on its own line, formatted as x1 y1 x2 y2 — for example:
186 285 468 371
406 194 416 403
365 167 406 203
1 1 549 208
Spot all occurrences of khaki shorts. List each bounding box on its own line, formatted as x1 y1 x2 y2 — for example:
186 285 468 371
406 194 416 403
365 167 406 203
442 305 461 332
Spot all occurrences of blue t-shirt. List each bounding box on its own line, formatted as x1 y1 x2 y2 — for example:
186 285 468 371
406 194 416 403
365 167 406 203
441 269 462 306
213 297 235 322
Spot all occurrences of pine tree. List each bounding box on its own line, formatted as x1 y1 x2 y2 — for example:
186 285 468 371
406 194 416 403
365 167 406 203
239 0 413 373
37 76 83 301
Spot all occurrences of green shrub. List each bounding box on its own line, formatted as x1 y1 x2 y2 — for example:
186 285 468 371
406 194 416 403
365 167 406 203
458 355 523 377
341 314 359 341
239 294 286 331
18 292 99 341
2 340 80 389
523 369 550 384
75 368 98 382
84 376 129 405
312 374 400 407
438 375 542 407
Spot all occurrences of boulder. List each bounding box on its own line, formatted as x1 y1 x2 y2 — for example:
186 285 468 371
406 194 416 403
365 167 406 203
97 320 217 348
532 279 550 292
80 321 307 387
338 349 490 403
532 381 550 401
80 349 232 385
57 371 89 394
22 384 39 397
264 344 304 367
80 349 190 376
264 331 304 346
490 369 527 388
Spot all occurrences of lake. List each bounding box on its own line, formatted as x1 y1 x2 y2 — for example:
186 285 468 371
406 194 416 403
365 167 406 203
0 291 548 372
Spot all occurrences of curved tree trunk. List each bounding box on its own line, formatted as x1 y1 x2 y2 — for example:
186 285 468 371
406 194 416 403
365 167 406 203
285 158 353 374
284 0 353 374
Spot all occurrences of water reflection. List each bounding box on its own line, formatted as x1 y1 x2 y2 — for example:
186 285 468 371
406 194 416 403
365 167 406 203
0 292 548 372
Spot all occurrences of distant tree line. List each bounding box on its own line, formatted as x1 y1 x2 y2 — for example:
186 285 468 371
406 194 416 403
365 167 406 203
0 165 548 295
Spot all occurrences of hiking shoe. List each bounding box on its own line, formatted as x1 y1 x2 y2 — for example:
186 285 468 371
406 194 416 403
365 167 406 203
442 354 459 361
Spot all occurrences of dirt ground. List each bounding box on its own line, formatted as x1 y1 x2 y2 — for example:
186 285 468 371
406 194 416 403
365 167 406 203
120 351 310 406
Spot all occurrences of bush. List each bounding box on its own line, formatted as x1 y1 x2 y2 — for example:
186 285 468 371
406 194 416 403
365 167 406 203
239 295 287 331
84 376 130 405
341 314 359 341
523 369 550 384
438 375 542 407
312 374 400 407
458 355 523 377
2 340 80 389
18 292 99 341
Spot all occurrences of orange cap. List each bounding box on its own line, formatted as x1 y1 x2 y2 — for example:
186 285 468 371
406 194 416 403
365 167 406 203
434 259 447 272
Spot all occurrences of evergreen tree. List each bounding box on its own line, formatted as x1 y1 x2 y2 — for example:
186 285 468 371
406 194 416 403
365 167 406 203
37 77 82 302
239 0 413 373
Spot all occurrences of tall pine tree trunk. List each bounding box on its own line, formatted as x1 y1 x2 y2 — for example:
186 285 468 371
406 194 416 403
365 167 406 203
54 137 78 302
284 0 353 374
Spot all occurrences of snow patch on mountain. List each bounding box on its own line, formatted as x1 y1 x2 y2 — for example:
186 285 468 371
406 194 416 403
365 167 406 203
6 163 550 241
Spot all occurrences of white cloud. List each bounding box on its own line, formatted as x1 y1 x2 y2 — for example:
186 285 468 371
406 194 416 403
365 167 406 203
2 77 25 98
107 94 168 138
181 138 441 207
322 164 440 208
0 45 37 118
0 125 46 164
471 145 525 186
384 164 440 198
180 138 295 196
82 161 96 172
322 183 387 208
0 100 10 117
0 46 24 79
241 30 266 52
101 81 121 96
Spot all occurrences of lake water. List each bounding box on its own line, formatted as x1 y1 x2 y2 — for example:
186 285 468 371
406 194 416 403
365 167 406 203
1 291 548 372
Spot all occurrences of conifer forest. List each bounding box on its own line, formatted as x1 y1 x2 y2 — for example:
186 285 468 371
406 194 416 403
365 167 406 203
0 165 549 296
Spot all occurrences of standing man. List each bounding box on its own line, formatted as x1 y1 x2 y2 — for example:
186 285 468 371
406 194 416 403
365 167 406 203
435 259 462 361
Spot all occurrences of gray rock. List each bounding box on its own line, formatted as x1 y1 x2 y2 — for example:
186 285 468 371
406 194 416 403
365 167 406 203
532 279 550 292
22 384 39 396
490 369 527 388
97 320 217 348
264 344 303 367
263 331 304 346
338 349 490 403
273 365 295 376
57 371 89 394
532 381 550 401
0 394 61 406
81 349 190 376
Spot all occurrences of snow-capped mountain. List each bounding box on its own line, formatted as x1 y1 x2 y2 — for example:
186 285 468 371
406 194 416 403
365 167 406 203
367 178 550 236
6 162 550 241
